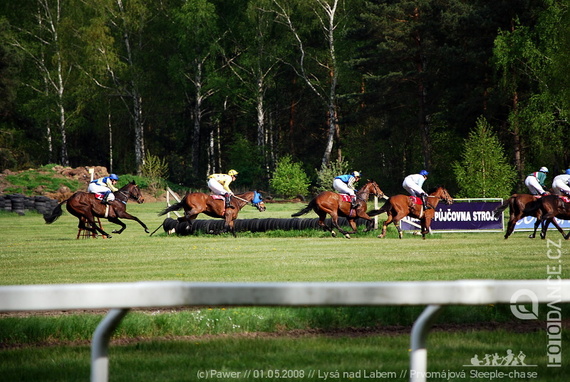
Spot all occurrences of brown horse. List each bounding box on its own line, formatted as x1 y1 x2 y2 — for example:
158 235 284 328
526 195 570 240
158 190 266 237
44 181 149 238
369 186 453 239
291 180 385 239
492 194 545 239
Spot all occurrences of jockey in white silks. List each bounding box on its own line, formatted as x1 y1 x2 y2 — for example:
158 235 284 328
524 167 549 195
402 170 429 209
333 171 361 208
552 169 570 197
88 174 119 203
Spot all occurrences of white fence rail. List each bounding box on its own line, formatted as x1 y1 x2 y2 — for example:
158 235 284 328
1 280 568 382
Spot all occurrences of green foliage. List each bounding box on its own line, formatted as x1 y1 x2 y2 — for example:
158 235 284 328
314 158 352 193
269 155 310 198
453 116 516 198
227 135 266 190
140 151 168 195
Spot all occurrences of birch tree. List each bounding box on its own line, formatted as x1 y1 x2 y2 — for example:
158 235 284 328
270 0 344 166
10 0 74 166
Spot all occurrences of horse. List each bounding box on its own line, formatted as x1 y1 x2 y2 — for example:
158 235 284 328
527 195 570 240
43 181 149 238
492 194 545 239
291 180 385 239
368 186 453 239
158 190 266 237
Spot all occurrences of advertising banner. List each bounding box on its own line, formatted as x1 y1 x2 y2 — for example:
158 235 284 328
514 216 570 231
400 200 503 231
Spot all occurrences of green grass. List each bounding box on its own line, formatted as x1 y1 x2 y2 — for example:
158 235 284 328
0 202 568 381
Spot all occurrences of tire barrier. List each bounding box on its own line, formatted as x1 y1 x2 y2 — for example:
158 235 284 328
0 194 59 216
161 217 372 236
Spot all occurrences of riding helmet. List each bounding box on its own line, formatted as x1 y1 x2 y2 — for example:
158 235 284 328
420 170 429 176
539 166 548 173
228 169 239 176
109 174 119 181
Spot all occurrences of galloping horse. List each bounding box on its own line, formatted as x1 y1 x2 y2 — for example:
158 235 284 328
369 186 453 239
158 191 266 237
492 194 545 239
291 180 385 239
526 195 570 240
44 181 149 238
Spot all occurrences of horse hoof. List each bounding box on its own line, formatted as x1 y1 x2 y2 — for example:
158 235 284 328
344 234 351 239
145 229 150 234
331 231 337 237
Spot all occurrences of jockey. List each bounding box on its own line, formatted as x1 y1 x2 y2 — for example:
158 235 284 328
552 169 570 197
207 169 238 208
88 174 119 204
333 171 361 208
403 170 429 210
524 167 549 195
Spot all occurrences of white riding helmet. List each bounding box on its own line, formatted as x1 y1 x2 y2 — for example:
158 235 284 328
352 171 361 177
539 166 548 173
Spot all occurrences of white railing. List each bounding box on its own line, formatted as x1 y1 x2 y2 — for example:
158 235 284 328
1 280 568 382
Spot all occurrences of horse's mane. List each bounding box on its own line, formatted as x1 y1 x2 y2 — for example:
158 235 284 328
427 185 446 194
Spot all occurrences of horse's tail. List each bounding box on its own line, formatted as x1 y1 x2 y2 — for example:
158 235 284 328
158 201 184 216
43 200 66 224
291 200 315 217
493 196 513 219
367 201 392 217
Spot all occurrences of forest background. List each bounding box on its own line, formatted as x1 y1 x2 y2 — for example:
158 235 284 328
0 0 569 197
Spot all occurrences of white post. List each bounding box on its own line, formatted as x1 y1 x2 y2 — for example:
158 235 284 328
409 305 443 382
91 308 129 382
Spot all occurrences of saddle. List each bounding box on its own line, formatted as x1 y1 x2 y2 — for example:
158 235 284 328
210 194 225 200
409 196 423 205
339 194 352 203
559 195 570 203
93 193 106 201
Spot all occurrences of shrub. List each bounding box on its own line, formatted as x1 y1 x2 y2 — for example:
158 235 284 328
269 156 310 198
315 158 352 193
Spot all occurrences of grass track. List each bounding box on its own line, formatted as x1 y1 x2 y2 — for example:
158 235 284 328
0 202 568 381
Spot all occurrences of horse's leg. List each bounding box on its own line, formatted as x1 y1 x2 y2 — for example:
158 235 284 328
504 213 519 239
114 211 149 233
329 211 351 239
311 210 332 236
77 211 112 238
421 217 431 240
529 218 541 239
541 217 565 239
107 217 127 234
378 213 395 239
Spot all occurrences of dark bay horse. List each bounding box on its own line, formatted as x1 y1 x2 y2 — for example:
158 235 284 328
369 186 453 239
526 195 570 240
291 180 385 239
492 194 545 239
158 190 266 237
44 181 149 238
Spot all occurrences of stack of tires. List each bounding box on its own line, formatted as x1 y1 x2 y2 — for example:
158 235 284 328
160 217 371 236
0 193 59 216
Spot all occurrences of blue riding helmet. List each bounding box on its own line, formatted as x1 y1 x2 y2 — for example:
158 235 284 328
109 174 119 181
565 169 570 175
419 170 429 176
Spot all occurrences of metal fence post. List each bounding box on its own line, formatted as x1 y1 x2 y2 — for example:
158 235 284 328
91 308 130 382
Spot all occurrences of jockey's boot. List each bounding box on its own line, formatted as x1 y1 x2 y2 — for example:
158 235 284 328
421 194 430 210
102 193 111 204
225 194 235 208
350 195 359 209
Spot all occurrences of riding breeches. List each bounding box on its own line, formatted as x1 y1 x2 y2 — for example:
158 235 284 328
332 178 355 196
524 176 546 195
207 178 230 196
87 183 116 201
402 179 425 197
552 179 570 196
